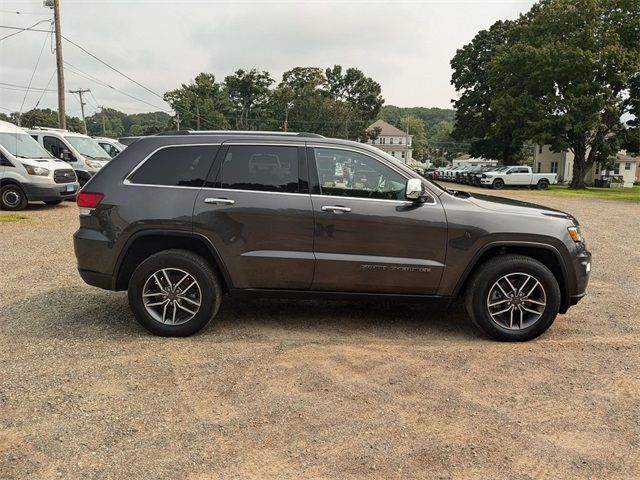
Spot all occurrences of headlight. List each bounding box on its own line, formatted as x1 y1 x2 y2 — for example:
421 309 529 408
484 175 493 178
84 159 102 169
567 226 584 243
22 164 50 176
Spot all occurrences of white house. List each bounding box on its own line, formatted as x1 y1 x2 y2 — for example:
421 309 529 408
366 119 413 163
451 154 498 168
534 145 639 188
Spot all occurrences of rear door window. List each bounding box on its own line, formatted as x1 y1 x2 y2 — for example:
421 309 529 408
129 145 219 187
217 145 299 193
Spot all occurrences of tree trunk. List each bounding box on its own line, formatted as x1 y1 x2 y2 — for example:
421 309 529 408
569 147 588 189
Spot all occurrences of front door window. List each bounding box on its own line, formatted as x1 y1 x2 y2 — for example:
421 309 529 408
313 147 406 200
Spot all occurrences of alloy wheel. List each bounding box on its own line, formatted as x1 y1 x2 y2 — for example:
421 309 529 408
486 272 546 330
142 268 202 325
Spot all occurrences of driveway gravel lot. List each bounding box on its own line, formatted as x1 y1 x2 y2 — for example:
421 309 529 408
1 187 639 479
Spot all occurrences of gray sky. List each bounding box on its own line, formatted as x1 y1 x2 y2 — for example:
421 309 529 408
0 0 536 118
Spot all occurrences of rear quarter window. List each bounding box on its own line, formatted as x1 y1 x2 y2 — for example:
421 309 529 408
129 145 219 187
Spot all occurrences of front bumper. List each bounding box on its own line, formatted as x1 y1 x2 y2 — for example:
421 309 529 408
23 182 80 202
560 247 591 313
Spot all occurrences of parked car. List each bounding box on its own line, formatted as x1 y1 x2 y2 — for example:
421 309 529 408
74 130 591 341
94 137 126 158
480 166 558 190
28 127 111 186
0 121 79 210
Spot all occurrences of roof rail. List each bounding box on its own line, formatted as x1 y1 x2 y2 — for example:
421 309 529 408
31 126 69 132
155 129 324 138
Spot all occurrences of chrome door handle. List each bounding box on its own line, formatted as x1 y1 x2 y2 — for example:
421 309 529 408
204 197 235 205
321 205 351 213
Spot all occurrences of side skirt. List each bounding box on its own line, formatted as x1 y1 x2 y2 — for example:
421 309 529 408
228 288 455 304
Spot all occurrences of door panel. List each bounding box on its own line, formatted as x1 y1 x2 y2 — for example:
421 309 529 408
193 144 315 289
308 146 448 294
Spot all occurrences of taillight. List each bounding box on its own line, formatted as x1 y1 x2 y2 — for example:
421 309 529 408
77 191 104 208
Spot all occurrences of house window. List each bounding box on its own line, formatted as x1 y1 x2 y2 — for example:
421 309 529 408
551 161 558 173
625 162 631 170
614 164 620 174
391 151 395 157
401 151 406 159
537 162 541 173
390 138 394 144
382 137 386 145
595 164 600 174
538 145 543 154
399 138 403 144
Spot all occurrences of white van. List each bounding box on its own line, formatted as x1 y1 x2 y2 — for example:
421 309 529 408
27 127 110 186
93 137 126 158
0 121 80 210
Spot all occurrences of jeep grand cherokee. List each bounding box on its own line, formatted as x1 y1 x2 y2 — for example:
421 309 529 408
74 130 591 341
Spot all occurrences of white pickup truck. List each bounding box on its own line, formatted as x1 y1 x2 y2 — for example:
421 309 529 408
479 166 558 190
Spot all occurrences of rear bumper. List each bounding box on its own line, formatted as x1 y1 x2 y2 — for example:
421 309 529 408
78 268 114 290
23 182 80 202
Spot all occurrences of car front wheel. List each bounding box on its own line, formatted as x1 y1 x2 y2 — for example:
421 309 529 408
128 249 222 336
1 184 28 211
464 254 561 341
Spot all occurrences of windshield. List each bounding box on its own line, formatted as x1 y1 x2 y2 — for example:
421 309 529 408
0 133 52 159
64 135 110 160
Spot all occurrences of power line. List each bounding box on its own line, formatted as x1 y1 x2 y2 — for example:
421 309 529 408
0 81 55 92
64 62 172 113
61 34 166 101
33 70 57 109
0 19 51 42
18 23 53 121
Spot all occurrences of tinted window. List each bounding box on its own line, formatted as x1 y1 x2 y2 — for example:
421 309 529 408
130 145 218 187
219 145 299 193
43 136 66 158
313 148 406 200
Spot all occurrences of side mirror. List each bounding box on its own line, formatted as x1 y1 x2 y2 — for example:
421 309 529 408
60 149 72 161
406 178 427 203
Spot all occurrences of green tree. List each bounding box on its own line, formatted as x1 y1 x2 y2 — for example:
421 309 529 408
223 69 274 129
325 65 383 140
9 108 83 132
456 0 640 188
164 73 231 130
399 116 427 161
450 20 524 164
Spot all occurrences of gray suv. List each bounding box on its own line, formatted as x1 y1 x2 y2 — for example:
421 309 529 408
74 131 591 341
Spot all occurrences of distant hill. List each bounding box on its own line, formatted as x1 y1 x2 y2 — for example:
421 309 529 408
380 106 455 129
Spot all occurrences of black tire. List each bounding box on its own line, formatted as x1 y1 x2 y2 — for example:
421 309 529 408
464 254 561 341
1 184 28 211
128 249 222 337
45 200 62 205
537 179 549 190
492 179 504 190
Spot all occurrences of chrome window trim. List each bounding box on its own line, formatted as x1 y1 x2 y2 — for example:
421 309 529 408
201 187 309 197
311 193 437 206
307 144 438 206
123 143 222 187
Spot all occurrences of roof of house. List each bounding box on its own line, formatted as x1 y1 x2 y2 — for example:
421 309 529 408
367 119 412 137
616 152 640 163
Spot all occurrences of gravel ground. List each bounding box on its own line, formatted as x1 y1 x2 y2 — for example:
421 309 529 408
1 188 639 479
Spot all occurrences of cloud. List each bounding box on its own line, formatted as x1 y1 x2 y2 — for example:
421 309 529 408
0 0 535 116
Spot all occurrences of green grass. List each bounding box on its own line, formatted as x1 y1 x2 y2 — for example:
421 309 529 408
541 185 640 202
0 213 28 223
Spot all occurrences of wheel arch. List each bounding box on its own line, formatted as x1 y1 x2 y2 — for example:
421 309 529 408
454 242 571 313
114 230 232 292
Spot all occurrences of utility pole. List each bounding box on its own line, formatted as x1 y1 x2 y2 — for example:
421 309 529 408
46 0 66 129
69 88 90 134
175 111 180 130
100 106 106 135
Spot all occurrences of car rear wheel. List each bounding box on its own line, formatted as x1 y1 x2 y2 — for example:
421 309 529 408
537 179 549 190
128 249 222 336
1 184 28 211
464 254 561 341
492 179 504 190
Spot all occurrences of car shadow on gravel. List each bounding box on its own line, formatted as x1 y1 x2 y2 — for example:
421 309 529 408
2 286 479 342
